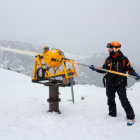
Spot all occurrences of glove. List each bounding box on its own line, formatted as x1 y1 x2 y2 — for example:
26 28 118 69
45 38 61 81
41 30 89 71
89 65 96 71
133 72 140 81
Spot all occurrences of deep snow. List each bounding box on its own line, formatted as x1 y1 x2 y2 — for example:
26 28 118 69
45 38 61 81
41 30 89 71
0 68 140 140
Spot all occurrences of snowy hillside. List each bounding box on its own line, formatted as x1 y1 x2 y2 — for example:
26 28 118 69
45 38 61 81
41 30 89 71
0 68 140 140
0 40 139 87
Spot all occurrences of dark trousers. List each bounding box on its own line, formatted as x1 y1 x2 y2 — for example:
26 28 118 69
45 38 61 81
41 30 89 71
106 86 135 119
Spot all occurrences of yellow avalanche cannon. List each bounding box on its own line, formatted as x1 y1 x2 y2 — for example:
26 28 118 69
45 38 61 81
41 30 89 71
0 46 77 105
0 46 77 86
32 48 77 86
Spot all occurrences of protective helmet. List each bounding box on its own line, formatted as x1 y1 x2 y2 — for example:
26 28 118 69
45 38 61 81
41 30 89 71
44 46 49 50
106 41 121 52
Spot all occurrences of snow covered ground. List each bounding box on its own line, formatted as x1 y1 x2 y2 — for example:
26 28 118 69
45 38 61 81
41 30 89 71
0 68 140 140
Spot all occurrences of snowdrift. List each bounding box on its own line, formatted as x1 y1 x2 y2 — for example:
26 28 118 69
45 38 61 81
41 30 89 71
0 68 140 140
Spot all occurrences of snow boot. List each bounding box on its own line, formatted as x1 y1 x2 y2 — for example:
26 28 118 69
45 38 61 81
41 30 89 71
108 107 117 117
109 111 117 117
127 119 135 126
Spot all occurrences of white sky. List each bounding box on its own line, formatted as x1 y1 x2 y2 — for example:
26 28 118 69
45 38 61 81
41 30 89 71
0 0 140 64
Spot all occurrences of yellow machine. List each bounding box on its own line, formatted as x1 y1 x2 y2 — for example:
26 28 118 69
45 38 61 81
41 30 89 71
32 48 77 83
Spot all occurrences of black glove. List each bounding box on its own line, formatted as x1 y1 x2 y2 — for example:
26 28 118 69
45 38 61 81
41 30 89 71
89 65 96 71
133 73 140 81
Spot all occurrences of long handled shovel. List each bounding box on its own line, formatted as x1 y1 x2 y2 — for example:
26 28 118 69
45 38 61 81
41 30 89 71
64 59 138 79
77 63 137 79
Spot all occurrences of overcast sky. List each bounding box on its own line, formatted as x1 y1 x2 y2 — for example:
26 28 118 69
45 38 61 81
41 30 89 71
0 0 140 64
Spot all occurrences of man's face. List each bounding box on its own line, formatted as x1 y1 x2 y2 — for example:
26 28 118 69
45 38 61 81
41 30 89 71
108 48 113 52
108 48 116 55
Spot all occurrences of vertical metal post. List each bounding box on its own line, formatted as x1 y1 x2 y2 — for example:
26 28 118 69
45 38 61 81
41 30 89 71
47 86 61 114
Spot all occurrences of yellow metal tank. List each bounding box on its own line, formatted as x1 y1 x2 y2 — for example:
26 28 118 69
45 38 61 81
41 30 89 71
43 49 64 68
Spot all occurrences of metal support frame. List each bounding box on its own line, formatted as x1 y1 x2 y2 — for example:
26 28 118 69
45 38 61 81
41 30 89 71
32 55 77 80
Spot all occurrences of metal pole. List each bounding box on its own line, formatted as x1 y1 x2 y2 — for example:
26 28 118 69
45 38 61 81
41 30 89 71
77 63 137 79
47 86 61 114
67 77 75 104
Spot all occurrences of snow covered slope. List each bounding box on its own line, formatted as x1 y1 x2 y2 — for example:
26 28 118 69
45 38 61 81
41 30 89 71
0 40 139 87
0 68 140 140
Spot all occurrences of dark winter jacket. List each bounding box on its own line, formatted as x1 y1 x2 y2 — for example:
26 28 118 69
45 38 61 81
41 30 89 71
97 51 135 87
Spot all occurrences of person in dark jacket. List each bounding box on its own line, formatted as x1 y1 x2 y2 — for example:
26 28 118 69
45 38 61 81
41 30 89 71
89 41 140 126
